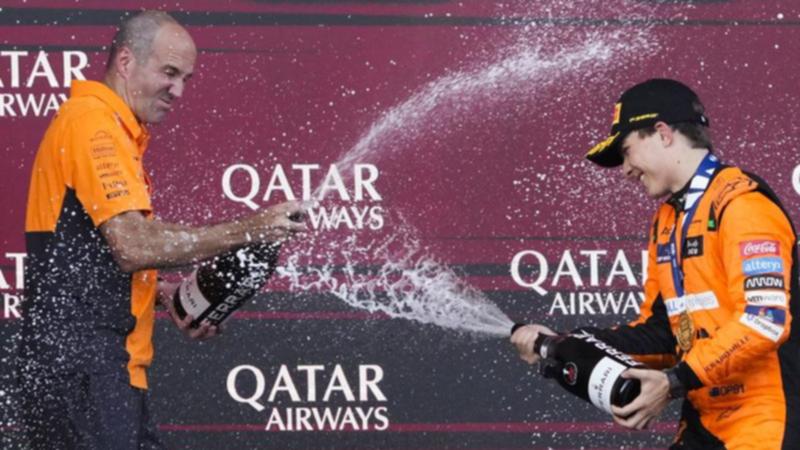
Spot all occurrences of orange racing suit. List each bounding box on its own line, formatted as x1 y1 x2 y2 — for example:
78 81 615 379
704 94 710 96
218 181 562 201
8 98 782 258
584 164 800 449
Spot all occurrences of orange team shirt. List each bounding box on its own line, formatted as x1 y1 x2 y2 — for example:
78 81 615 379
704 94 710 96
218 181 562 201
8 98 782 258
25 80 157 389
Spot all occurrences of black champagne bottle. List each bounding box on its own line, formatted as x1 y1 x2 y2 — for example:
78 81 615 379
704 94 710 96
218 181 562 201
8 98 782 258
511 324 642 413
173 243 281 327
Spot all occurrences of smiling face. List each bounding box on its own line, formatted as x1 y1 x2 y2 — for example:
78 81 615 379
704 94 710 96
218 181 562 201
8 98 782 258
122 23 196 124
619 128 674 199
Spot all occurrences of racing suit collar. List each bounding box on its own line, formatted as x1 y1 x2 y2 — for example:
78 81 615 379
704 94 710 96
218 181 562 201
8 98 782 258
667 181 690 212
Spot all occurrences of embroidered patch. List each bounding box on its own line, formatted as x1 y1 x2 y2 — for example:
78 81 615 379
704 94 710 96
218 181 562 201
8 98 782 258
684 236 703 258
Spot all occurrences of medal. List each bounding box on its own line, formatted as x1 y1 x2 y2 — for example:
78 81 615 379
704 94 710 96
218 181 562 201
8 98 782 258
677 310 694 352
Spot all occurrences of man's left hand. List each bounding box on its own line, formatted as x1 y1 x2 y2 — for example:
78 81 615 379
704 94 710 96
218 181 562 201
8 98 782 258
157 280 220 340
610 368 671 430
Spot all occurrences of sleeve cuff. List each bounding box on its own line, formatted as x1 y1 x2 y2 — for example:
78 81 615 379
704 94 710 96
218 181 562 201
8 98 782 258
674 361 704 390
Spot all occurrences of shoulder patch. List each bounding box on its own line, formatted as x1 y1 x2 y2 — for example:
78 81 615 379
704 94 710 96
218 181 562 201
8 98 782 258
711 175 758 214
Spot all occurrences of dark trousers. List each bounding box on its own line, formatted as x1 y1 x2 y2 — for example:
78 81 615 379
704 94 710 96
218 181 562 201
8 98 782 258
19 370 162 450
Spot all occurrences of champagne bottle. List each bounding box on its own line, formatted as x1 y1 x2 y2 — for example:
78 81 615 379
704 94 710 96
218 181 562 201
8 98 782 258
173 243 281 328
511 324 642 413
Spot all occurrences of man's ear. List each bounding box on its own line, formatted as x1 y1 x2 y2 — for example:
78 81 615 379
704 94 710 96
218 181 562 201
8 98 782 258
115 46 136 81
654 121 675 148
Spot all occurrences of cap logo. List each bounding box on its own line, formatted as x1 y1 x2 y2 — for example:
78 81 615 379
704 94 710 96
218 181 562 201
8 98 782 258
586 132 619 157
629 113 658 123
612 103 621 125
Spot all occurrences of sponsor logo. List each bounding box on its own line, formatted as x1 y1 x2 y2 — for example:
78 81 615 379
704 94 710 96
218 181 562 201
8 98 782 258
0 51 88 118
744 305 786 325
684 236 703 258
95 161 119 171
510 249 647 316
709 384 745 398
742 257 783 276
0 252 26 319
793 164 800 197
612 103 621 125
570 330 640 367
739 240 779 258
740 313 783 342
745 290 787 308
629 112 658 123
222 163 384 231
712 177 756 212
563 362 579 386
703 336 749 373
744 275 784 291
90 130 112 142
105 190 130 200
656 244 671 264
665 291 719 317
227 364 389 431
101 180 128 191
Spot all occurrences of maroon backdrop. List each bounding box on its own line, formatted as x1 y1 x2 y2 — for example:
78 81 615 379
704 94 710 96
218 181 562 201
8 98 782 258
2 1 800 449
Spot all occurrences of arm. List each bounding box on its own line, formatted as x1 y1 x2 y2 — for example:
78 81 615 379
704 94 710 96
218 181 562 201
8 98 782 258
66 110 308 273
511 211 677 366
100 201 308 273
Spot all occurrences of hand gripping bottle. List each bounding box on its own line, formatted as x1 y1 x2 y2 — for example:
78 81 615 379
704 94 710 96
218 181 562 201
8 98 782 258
511 324 642 413
173 243 281 328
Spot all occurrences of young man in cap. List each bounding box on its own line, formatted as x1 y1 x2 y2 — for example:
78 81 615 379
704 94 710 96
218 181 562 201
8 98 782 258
512 79 799 449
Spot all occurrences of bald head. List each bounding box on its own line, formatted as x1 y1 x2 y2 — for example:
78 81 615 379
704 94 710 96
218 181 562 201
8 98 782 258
104 11 197 123
107 11 181 69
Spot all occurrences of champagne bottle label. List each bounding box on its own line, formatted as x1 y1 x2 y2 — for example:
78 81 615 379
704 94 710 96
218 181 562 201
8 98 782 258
172 244 281 328
587 356 628 414
174 270 210 319
526 327 642 413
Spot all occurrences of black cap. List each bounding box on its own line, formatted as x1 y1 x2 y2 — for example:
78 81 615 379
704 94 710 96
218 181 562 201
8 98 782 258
585 79 710 168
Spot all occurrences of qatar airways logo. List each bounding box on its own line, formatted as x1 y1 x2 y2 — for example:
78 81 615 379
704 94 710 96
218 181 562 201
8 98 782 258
226 364 389 431
739 240 779 258
0 51 88 117
0 252 26 319
510 249 647 316
222 163 384 231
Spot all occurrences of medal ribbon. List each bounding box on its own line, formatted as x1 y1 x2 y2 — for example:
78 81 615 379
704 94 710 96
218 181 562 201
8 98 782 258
668 153 721 298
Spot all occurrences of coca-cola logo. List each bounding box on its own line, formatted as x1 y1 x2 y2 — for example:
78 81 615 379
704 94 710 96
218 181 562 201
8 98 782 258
563 362 579 386
739 240 779 258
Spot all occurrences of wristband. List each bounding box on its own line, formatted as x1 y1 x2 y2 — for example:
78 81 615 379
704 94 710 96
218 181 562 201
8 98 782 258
664 368 686 399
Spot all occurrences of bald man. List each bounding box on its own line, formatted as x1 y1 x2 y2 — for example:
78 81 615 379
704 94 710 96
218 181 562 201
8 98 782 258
19 11 306 449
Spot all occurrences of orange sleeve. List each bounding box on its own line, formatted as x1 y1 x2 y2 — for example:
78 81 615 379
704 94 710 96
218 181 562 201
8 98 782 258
67 110 152 226
682 191 794 387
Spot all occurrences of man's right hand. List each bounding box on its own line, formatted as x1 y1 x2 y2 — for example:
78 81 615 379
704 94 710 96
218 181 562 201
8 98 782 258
510 324 557 365
246 201 309 243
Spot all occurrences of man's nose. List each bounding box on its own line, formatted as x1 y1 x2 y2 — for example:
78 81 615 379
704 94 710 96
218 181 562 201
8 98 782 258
168 80 185 99
621 158 633 179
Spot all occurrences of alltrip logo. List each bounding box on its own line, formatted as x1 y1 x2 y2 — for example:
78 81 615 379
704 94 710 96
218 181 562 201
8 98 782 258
0 51 88 117
226 363 390 431
1 252 26 319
